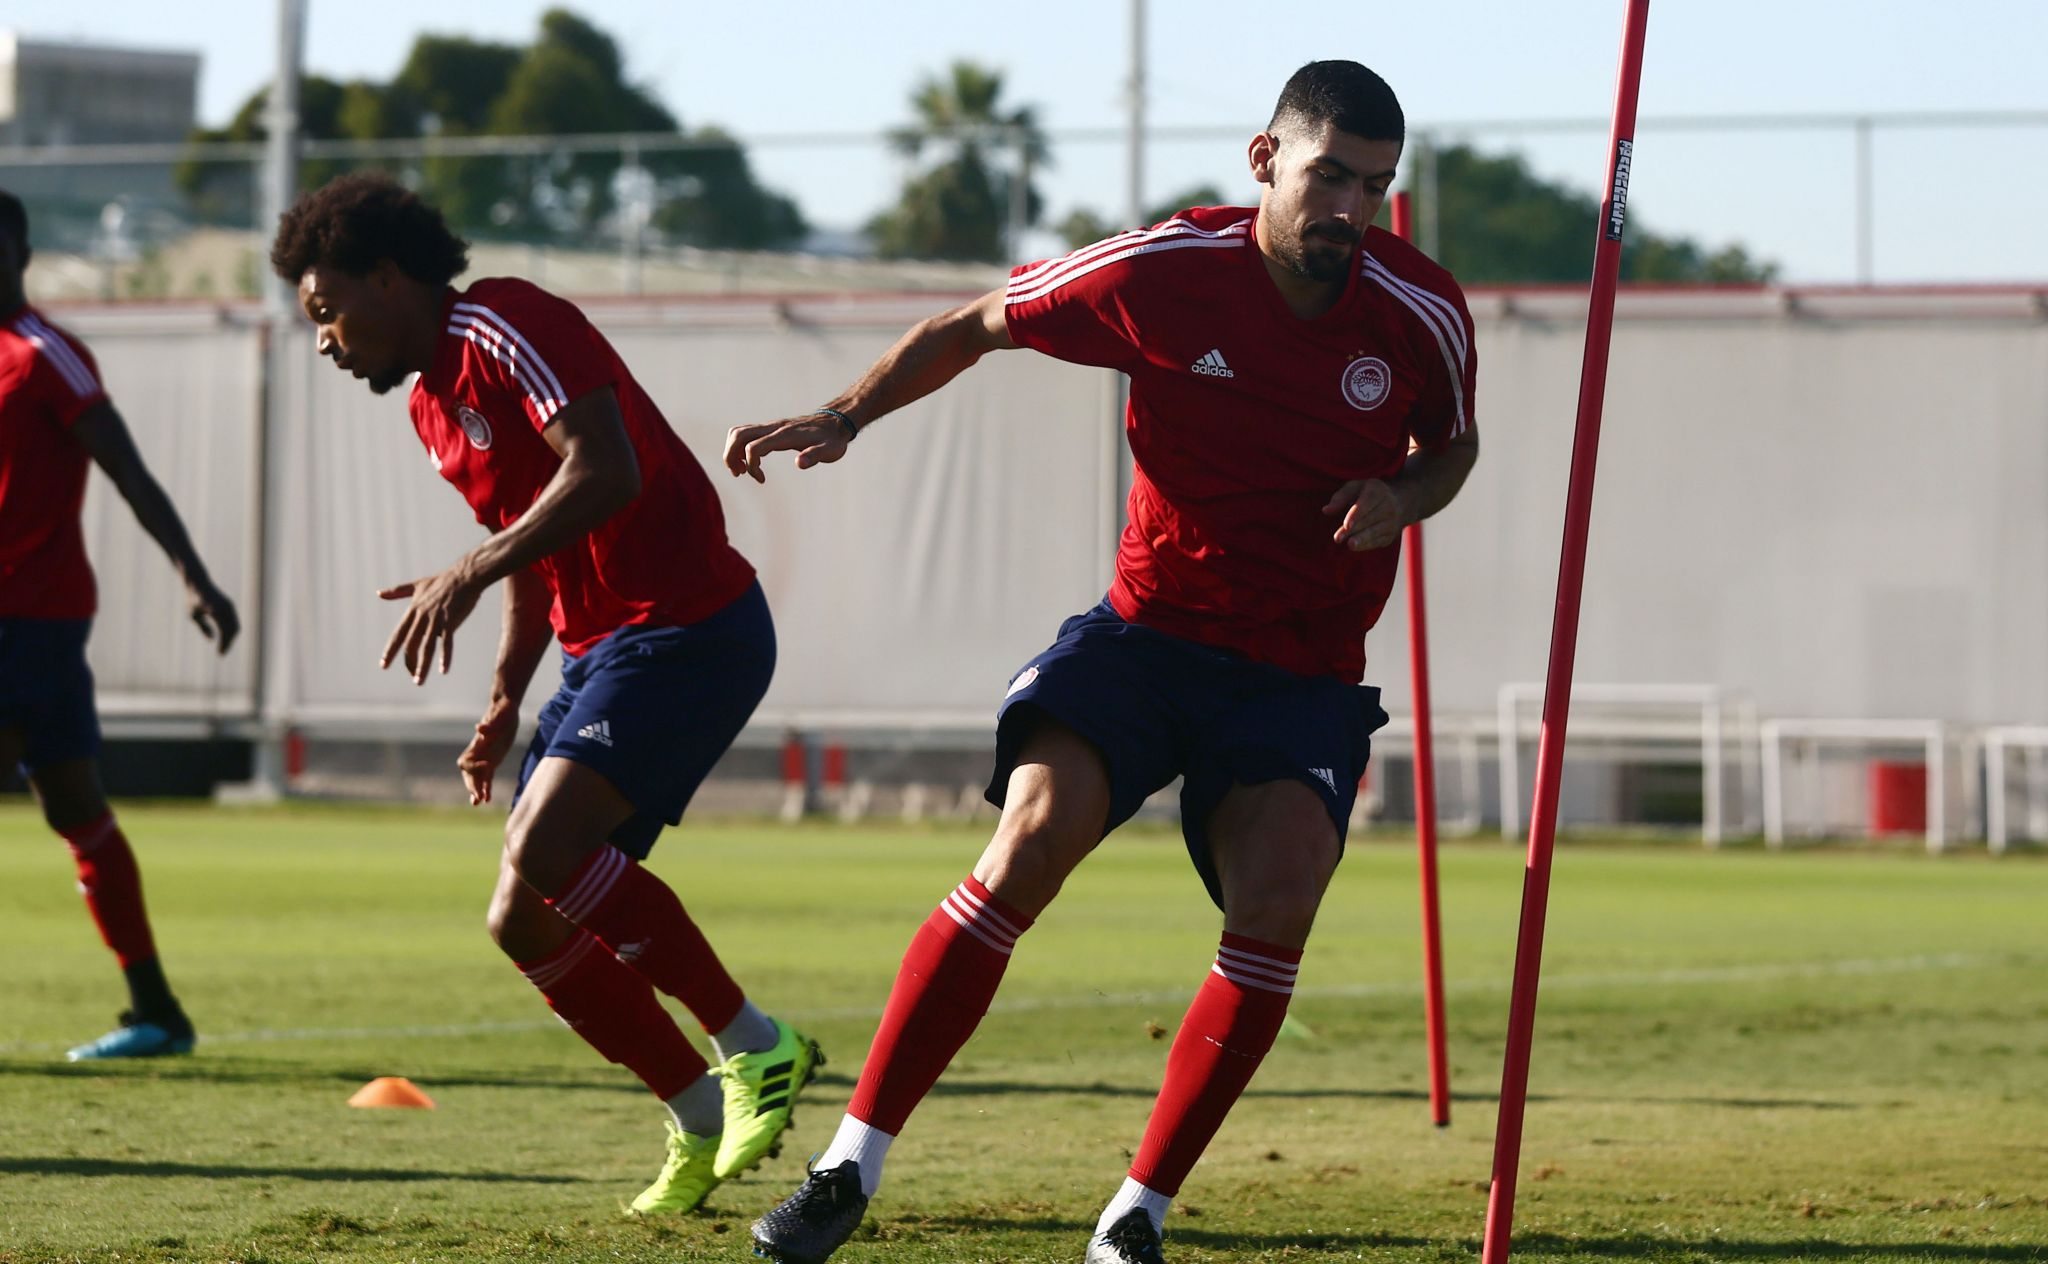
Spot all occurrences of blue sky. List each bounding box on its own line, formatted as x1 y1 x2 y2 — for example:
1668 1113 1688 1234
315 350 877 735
11 0 2048 281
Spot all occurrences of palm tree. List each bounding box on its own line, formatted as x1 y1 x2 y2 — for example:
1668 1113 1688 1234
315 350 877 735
867 62 1048 263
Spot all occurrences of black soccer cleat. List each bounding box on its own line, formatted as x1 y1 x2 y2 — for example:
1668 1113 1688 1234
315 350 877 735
750 1159 869 1264
1085 1208 1168 1264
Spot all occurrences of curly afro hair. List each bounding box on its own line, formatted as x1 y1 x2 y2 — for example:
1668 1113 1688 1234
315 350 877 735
270 172 470 286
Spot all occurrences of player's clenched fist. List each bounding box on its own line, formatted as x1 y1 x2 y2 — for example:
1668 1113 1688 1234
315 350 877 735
723 413 851 483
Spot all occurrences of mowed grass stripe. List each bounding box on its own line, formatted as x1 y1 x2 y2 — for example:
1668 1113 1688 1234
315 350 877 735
1 804 2043 1263
0 947 2029 1056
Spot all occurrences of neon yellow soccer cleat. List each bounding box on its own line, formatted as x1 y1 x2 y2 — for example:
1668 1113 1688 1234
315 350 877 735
713 1018 824 1180
628 1122 721 1216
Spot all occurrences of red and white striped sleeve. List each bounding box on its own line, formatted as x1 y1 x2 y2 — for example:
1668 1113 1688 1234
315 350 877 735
444 281 614 431
1360 253 1478 447
1005 217 1248 369
15 311 108 425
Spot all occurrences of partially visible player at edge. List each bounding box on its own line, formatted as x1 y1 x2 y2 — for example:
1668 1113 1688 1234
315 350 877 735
729 62 1479 1264
268 174 820 1217
0 189 240 1061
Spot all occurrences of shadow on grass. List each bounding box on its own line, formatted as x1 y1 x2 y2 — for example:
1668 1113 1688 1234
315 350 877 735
923 1077 1543 1105
0 1061 651 1094
899 1218 2043 1261
5 1062 1854 1115
1506 1231 2048 1261
0 1156 588 1184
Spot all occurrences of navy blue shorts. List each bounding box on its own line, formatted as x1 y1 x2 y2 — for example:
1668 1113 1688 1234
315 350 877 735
514 582 774 857
989 599 1388 910
0 618 101 773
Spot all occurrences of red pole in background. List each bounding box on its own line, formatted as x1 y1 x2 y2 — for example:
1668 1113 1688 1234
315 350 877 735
1481 2 1652 1260
1390 191 1451 1130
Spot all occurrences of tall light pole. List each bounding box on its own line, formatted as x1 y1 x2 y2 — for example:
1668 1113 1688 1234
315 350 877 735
250 0 305 797
1125 0 1145 227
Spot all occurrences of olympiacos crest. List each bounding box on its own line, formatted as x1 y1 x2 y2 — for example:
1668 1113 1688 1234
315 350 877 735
1341 356 1392 411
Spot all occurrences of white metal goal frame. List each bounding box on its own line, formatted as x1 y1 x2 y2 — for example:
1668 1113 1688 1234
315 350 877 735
1983 725 2048 855
1496 684 1758 845
1759 718 1955 852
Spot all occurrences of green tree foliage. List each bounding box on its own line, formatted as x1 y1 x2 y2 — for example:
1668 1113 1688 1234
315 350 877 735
868 62 1047 262
1414 143 1776 283
175 8 803 251
1050 146 1776 284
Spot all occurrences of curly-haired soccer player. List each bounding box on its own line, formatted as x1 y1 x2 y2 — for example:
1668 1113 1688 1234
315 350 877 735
270 173 819 1216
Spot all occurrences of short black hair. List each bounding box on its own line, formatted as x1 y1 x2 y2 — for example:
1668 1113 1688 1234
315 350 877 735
1269 61 1405 145
0 189 28 255
269 172 469 286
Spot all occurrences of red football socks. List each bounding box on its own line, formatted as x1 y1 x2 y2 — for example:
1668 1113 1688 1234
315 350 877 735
61 812 157 970
517 929 707 1099
1129 933 1302 1195
847 876 1032 1135
544 846 745 1033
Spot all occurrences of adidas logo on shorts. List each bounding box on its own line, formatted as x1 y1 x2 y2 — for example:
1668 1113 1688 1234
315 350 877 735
1190 348 1235 378
577 720 615 747
1309 767 1337 792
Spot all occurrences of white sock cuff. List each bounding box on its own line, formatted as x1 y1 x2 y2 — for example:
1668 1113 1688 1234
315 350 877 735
818 1113 895 1197
1097 1175 1171 1237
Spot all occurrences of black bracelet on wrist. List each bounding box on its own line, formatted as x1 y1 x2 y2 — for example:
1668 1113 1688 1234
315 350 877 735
815 405 861 441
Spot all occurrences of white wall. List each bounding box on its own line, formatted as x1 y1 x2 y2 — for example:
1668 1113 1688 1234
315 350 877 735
62 286 2048 733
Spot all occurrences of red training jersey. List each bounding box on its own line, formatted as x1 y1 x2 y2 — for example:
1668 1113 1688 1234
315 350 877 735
409 278 755 656
0 306 108 620
1004 206 1477 681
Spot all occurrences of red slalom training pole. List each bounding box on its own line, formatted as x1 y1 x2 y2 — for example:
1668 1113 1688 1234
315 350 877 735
1480 2 1652 1261
1390 190 1451 1130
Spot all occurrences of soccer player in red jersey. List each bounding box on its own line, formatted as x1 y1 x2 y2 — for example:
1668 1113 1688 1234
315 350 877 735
731 63 1479 1264
0 189 240 1061
269 174 820 1216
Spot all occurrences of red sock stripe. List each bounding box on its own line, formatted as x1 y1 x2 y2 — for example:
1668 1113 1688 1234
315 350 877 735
514 936 705 1099
937 877 1026 955
844 875 1034 1134
61 813 158 969
517 931 601 991
1211 944 1300 994
60 812 119 855
551 847 628 922
1128 933 1300 1196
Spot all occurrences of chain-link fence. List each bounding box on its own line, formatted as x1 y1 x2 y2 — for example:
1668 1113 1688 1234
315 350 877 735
7 109 2047 303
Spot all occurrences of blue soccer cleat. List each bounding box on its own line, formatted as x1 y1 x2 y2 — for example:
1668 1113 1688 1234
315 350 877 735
66 1010 195 1061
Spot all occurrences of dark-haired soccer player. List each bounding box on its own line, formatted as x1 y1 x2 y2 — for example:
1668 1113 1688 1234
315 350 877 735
269 173 819 1216
731 62 1479 1264
0 189 240 1060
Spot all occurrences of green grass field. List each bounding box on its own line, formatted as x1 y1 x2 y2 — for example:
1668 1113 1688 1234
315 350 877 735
1 803 2043 1263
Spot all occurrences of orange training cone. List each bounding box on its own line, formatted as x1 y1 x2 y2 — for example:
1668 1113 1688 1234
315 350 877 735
348 1076 436 1109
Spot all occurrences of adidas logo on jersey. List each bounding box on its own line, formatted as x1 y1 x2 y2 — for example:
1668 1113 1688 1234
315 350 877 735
1309 767 1338 792
1190 349 1235 378
577 720 614 747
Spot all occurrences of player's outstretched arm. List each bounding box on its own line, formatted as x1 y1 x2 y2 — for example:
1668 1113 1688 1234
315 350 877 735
1324 424 1481 552
378 385 638 684
457 566 551 806
70 401 240 654
723 287 1016 483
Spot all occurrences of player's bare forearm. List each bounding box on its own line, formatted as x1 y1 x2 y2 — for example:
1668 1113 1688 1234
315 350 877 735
724 289 1015 481
1391 426 1480 525
457 387 640 591
72 402 213 588
486 568 554 715
1325 427 1480 552
832 289 1016 427
72 401 240 651
378 390 633 684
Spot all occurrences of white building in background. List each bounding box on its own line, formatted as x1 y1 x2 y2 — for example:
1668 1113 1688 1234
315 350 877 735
0 31 200 147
